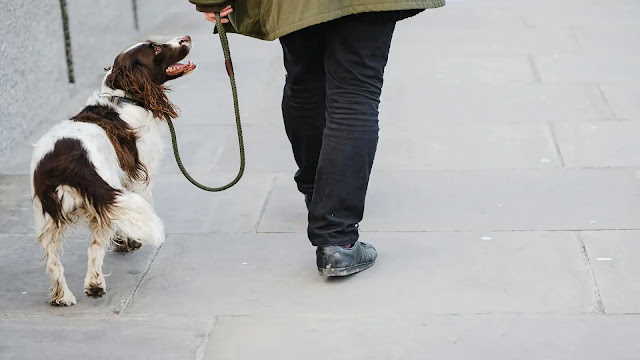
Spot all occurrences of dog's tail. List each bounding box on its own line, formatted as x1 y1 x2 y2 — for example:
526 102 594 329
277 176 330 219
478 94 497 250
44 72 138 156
109 191 165 247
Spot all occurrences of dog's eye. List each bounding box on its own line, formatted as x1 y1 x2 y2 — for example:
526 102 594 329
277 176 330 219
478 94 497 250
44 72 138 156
153 45 162 55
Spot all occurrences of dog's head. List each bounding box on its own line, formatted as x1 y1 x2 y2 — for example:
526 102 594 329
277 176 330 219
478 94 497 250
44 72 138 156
105 35 196 121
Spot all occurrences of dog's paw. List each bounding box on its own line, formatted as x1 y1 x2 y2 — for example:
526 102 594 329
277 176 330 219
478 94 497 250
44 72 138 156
113 235 143 252
84 284 106 298
50 292 78 306
127 238 142 251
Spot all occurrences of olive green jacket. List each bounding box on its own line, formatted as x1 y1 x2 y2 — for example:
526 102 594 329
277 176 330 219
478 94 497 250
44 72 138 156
188 0 445 40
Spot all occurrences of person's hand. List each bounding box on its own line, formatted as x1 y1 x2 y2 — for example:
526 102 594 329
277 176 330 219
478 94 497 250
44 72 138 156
204 5 233 24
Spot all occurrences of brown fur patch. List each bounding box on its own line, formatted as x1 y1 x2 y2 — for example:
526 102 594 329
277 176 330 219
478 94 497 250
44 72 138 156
71 105 148 183
33 138 119 226
105 64 178 122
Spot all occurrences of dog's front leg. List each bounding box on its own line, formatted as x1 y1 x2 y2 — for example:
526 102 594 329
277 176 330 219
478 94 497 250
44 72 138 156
129 181 154 206
113 181 153 252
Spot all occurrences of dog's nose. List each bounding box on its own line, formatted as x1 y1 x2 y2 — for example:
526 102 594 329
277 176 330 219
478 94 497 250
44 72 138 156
179 35 191 45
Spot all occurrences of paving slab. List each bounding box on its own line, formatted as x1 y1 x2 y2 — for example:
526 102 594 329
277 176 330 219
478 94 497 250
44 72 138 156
169 62 285 127
127 231 594 316
554 121 640 168
396 55 535 84
258 169 640 233
408 3 526 30
157 123 232 178
581 231 640 314
167 37 285 127
574 24 640 55
394 22 581 56
513 0 640 28
599 84 640 120
0 141 33 176
206 314 640 360
214 124 296 173
0 233 157 315
205 120 566 173
0 316 211 360
382 82 611 124
153 172 274 234
0 175 35 234
535 55 640 84
376 122 561 170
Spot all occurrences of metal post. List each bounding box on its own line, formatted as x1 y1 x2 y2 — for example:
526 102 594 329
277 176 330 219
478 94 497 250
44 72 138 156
58 0 75 84
132 0 139 30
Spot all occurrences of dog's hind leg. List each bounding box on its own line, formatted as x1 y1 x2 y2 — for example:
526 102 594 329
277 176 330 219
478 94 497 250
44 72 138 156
38 218 77 306
84 220 112 298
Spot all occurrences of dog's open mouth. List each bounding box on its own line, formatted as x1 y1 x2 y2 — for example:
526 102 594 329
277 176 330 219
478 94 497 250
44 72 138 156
166 61 196 76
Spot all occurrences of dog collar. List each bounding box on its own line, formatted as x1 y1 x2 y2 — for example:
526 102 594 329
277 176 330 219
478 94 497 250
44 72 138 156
98 93 141 107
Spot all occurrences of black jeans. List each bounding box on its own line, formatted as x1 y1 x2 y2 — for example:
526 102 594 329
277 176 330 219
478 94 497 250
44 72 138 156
280 11 410 247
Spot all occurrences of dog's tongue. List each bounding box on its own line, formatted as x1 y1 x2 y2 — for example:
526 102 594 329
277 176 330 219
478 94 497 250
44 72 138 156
166 61 196 76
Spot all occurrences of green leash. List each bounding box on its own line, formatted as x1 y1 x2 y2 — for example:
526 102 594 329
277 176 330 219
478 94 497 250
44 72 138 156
166 12 245 192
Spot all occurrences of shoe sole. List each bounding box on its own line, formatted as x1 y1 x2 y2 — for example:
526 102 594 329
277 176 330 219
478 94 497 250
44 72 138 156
318 261 375 277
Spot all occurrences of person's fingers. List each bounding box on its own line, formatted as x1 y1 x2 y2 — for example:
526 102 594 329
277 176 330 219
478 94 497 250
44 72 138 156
220 6 233 17
204 13 217 23
204 6 232 23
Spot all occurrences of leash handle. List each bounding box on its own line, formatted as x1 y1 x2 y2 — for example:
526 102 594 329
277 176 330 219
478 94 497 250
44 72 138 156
167 12 245 192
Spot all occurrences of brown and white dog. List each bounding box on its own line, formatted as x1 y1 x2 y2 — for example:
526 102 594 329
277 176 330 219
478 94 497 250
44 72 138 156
30 36 196 306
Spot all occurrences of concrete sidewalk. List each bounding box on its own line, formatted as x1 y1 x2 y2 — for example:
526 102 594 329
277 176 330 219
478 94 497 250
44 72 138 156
2 0 640 359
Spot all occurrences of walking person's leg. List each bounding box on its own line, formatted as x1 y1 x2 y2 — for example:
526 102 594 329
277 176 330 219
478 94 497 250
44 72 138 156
280 25 327 206
311 12 399 275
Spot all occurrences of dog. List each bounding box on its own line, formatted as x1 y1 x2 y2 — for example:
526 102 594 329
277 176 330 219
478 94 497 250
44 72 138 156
30 35 196 306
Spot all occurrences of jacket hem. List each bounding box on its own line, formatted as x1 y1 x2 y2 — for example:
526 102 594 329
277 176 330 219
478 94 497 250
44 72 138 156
240 0 445 41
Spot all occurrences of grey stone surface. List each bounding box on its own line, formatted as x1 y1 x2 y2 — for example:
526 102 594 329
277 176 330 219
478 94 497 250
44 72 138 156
395 16 581 56
406 2 526 30
575 24 640 55
214 124 296 173
554 121 640 168
0 175 34 234
67 0 137 86
0 1 69 159
127 232 594 316
259 169 640 233
519 0 640 28
375 122 562 170
157 124 233 179
398 55 535 84
582 231 640 314
0 316 211 360
0 233 158 315
168 41 285 127
2 0 640 357
379 82 612 124
152 173 274 234
599 84 640 120
206 314 640 360
535 55 640 84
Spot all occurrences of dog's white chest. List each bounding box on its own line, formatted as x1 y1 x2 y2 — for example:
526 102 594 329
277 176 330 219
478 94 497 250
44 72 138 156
135 121 165 176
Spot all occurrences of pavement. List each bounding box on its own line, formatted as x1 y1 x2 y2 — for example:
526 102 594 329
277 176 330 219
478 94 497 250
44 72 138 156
2 0 640 359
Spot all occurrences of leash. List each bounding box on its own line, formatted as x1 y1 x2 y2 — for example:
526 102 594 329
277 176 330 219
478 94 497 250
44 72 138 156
166 12 245 192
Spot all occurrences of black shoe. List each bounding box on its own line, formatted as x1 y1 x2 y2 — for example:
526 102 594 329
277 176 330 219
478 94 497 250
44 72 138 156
316 241 377 277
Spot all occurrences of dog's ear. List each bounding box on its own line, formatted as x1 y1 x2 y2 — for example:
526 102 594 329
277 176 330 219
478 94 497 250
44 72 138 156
105 65 178 121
